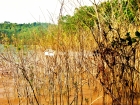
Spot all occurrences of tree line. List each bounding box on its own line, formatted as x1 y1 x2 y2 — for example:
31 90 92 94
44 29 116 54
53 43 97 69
0 21 51 44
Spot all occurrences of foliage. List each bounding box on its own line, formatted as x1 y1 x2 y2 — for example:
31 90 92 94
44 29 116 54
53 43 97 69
59 6 97 34
0 21 51 44
87 0 140 104
0 0 140 104
58 0 140 104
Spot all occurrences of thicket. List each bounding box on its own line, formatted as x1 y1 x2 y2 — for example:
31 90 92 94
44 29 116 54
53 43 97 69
0 0 140 105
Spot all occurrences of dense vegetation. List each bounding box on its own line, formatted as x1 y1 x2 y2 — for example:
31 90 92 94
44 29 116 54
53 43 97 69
0 0 140 105
0 21 50 44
